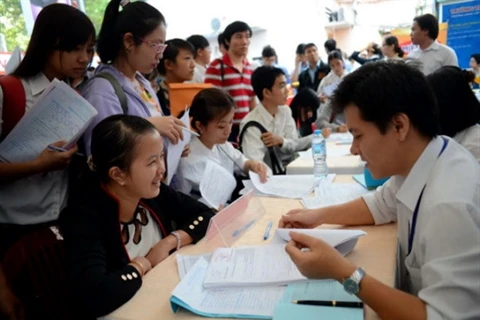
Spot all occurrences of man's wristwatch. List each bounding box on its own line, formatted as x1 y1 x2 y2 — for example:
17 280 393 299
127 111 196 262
171 231 181 251
342 267 365 295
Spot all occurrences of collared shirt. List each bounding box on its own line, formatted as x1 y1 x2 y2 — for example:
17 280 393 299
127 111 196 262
240 103 311 169
176 136 248 197
316 71 348 131
190 61 207 84
0 73 69 225
453 124 480 162
407 41 458 75
307 61 321 83
204 54 255 124
362 136 480 319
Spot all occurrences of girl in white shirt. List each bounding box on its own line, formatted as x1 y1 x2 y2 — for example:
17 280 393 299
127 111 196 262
381 36 405 61
176 88 268 202
427 66 480 161
316 50 349 132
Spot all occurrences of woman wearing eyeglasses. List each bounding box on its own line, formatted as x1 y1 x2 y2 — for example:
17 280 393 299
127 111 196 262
80 0 186 156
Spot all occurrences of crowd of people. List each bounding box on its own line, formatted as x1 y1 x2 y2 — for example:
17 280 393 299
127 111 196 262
0 0 479 319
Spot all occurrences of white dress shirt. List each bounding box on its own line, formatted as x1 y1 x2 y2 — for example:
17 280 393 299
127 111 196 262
316 71 348 131
0 73 69 224
190 61 207 84
453 124 480 162
123 205 162 258
407 41 458 75
362 136 480 319
240 103 311 169
176 136 248 197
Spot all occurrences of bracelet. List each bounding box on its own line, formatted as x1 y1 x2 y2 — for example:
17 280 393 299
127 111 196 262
130 259 145 276
171 231 181 251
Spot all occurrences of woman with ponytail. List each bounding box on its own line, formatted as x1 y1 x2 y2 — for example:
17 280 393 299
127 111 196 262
381 35 405 60
81 0 186 155
427 66 480 161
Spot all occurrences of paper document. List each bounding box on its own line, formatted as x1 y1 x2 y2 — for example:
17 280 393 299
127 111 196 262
326 132 353 145
176 253 212 280
274 228 366 256
273 280 363 320
249 172 315 199
166 108 192 184
0 79 98 163
203 244 306 289
199 160 237 210
303 182 371 209
171 257 286 318
322 83 338 97
299 144 351 159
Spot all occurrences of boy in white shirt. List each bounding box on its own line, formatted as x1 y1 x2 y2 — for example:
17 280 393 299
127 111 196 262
240 66 318 171
280 61 480 320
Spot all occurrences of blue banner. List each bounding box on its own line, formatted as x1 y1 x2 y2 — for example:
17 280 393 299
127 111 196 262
441 0 480 69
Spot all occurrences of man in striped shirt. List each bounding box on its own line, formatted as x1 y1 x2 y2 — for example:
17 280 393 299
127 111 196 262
205 21 256 142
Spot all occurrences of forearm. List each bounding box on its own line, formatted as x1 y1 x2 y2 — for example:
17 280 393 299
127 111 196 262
320 198 375 226
0 161 44 183
291 66 301 83
175 230 193 248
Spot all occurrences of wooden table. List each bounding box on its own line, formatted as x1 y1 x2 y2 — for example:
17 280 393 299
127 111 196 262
105 176 397 320
287 141 364 175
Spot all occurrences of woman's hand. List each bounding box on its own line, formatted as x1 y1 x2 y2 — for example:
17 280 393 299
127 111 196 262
149 116 184 144
35 141 78 173
246 160 268 183
145 235 177 267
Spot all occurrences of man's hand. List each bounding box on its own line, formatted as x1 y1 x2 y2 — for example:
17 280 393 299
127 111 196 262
261 132 283 148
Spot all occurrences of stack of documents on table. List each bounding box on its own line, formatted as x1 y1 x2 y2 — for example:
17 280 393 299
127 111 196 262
272 280 363 320
298 144 351 159
0 79 98 163
302 182 372 209
326 132 354 145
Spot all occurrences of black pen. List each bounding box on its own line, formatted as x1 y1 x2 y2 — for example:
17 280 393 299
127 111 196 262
292 300 364 308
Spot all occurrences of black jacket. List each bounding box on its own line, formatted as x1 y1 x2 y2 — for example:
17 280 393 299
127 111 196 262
298 61 330 91
59 182 214 318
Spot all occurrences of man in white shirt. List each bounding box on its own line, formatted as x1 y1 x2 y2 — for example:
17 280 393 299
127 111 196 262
279 61 480 320
186 35 211 84
240 66 311 170
408 13 458 75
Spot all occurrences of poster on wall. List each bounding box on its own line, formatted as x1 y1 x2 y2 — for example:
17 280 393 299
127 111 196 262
439 0 480 69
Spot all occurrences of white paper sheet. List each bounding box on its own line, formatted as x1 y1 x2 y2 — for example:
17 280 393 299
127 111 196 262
203 244 306 289
303 182 371 209
199 160 237 210
248 172 315 199
326 132 354 145
298 145 351 159
322 82 339 97
171 258 286 318
274 228 366 256
0 79 98 163
166 109 191 184
176 253 213 280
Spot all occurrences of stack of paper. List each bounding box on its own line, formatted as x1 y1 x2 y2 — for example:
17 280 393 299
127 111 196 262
273 228 366 256
0 79 98 163
303 182 371 209
248 172 316 199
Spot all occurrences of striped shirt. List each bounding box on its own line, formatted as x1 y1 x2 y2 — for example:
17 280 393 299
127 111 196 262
204 54 255 124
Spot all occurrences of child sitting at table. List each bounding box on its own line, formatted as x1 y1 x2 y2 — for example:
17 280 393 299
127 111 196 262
60 115 215 318
175 88 268 202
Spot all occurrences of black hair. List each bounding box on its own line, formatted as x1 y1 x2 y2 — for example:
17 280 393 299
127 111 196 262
471 54 480 64
90 114 158 182
304 43 317 52
290 87 320 112
97 0 166 64
426 66 480 137
186 35 210 58
217 33 225 48
384 36 404 58
324 39 337 53
332 61 439 138
327 50 343 64
157 38 195 75
262 45 276 58
370 43 383 56
296 43 306 55
413 13 439 40
13 4 95 78
251 66 286 101
189 88 235 131
222 21 252 50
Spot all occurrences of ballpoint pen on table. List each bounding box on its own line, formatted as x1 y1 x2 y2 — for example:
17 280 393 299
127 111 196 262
292 300 364 308
263 221 273 240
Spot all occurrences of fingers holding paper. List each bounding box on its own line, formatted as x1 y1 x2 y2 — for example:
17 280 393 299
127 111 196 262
285 232 356 281
278 208 323 229
36 140 78 172
246 160 269 183
150 116 184 144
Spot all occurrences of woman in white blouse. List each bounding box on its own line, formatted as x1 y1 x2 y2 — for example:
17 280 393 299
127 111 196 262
381 36 405 61
176 88 268 201
427 66 480 161
316 50 349 132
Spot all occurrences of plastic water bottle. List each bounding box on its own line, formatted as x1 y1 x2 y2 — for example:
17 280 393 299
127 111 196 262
312 129 328 185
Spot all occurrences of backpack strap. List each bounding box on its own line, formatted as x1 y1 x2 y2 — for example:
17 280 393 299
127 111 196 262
238 121 285 175
0 76 26 140
95 72 128 114
217 59 225 85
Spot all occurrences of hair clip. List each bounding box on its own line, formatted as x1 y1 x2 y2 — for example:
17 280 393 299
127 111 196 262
120 0 130 8
87 155 97 172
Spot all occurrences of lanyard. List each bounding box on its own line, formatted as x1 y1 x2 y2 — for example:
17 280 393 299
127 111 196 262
407 137 449 255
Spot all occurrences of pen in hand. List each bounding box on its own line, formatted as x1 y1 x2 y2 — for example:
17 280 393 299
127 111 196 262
47 145 84 157
263 221 273 240
292 300 364 308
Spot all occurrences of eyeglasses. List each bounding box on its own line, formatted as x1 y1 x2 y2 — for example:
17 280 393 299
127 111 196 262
137 37 168 54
